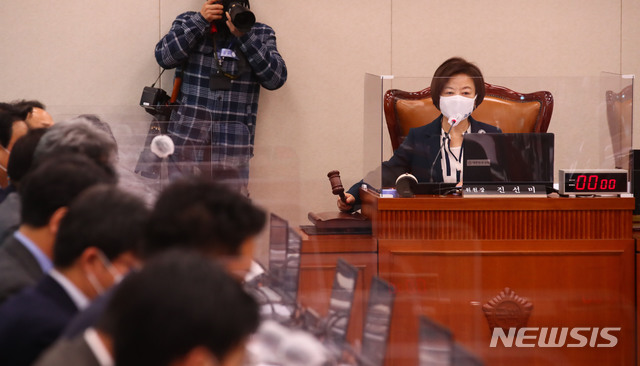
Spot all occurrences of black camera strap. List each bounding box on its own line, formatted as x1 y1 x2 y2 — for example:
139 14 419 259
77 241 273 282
151 68 166 88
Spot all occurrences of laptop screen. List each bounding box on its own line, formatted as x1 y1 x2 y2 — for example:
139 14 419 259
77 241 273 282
462 133 554 186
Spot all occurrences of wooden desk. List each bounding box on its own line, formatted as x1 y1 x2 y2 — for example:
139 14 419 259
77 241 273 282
358 191 636 366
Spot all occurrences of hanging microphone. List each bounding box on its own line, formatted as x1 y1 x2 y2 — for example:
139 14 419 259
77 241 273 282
428 120 455 182
150 135 175 158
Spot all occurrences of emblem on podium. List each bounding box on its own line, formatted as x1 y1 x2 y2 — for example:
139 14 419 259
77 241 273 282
482 287 533 332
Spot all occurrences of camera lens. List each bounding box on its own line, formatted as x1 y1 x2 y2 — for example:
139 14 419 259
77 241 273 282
228 2 255 33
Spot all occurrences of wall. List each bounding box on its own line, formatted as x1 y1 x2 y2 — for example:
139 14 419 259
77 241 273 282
0 0 639 232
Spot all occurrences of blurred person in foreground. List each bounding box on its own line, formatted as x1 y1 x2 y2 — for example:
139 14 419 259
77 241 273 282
38 250 258 366
0 108 29 188
0 118 117 303
0 128 47 242
0 184 149 366
62 178 266 339
0 154 116 305
12 99 55 129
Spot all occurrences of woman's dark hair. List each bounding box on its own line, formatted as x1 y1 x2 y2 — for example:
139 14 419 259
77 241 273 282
430 57 485 110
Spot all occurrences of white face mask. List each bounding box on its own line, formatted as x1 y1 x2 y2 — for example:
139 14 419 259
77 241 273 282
87 251 125 296
439 95 477 127
86 272 106 296
97 250 125 285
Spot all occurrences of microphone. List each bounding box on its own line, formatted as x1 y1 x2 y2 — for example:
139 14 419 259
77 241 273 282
395 173 418 197
428 120 454 182
150 135 175 158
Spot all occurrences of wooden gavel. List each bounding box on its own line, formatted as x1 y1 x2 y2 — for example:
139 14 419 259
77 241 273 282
327 170 347 203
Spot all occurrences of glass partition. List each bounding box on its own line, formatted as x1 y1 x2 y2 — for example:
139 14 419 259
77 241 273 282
26 72 635 366
363 73 634 192
363 73 394 191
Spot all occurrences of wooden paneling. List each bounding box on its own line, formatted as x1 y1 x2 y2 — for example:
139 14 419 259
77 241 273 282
362 191 636 366
301 194 636 365
380 239 636 366
300 232 377 254
361 191 634 240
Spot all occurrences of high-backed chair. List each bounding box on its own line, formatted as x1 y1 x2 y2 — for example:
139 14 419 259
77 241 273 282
383 82 554 151
605 84 633 171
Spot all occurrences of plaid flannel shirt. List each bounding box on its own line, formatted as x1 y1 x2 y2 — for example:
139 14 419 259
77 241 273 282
155 11 287 165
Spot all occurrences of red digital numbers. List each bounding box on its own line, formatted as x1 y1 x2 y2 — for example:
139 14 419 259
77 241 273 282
575 175 616 191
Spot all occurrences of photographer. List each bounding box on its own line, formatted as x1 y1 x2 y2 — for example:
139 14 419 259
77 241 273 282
155 0 287 194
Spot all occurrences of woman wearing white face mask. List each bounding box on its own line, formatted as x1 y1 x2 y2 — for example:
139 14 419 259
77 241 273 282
338 57 502 212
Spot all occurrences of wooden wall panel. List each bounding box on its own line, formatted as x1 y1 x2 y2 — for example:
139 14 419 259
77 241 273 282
380 239 636 366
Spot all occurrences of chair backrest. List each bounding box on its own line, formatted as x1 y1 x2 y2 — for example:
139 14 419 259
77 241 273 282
451 342 485 366
360 276 395 366
281 227 302 303
326 258 359 345
605 84 633 171
268 213 288 280
383 82 554 151
418 316 454 366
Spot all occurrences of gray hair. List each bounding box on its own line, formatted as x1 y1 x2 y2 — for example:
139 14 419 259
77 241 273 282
34 115 118 174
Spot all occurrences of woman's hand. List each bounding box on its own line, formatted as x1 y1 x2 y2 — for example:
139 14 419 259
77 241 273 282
337 193 356 212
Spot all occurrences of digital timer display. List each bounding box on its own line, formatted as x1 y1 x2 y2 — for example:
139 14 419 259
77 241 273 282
559 169 628 195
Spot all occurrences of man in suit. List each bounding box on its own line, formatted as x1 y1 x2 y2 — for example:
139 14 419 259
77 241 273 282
0 153 116 305
37 251 260 366
0 184 149 366
0 128 47 242
34 297 115 366
62 178 267 340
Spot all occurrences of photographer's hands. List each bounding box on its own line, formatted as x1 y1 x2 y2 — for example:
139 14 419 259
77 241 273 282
200 0 224 22
225 12 245 37
200 0 246 37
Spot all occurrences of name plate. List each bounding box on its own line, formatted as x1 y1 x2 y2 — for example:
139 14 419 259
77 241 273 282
462 184 547 198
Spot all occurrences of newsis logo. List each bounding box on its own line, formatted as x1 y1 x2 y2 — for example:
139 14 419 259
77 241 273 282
490 327 621 348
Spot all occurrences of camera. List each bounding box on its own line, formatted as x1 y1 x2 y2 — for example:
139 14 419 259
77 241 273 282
224 1 255 33
140 86 170 118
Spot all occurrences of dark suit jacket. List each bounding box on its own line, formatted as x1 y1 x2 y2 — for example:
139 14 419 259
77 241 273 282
0 234 44 305
63 286 115 339
0 274 79 366
0 190 20 242
381 116 501 185
347 116 501 204
34 333 101 366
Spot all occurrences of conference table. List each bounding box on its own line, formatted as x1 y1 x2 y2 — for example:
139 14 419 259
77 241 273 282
299 189 636 365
